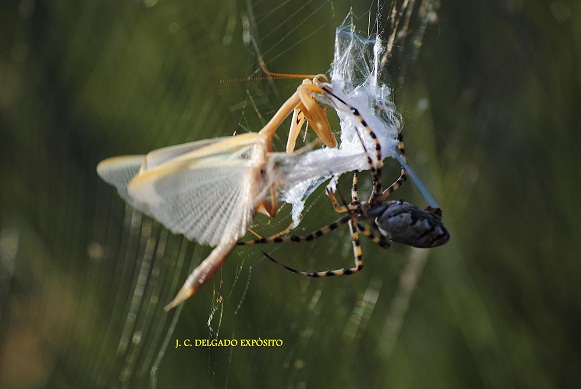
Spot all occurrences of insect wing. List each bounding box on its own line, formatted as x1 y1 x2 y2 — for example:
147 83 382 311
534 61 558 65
128 133 268 246
139 137 228 172
96 138 232 215
97 155 148 212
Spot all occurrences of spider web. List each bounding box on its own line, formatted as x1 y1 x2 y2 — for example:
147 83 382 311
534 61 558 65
0 0 444 388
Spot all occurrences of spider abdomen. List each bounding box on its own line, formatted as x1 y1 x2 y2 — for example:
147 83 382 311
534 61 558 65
375 201 450 248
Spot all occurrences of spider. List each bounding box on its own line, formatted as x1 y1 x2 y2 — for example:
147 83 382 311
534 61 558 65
238 86 450 277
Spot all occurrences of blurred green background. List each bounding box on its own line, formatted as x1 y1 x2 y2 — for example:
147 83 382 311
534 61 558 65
1 0 580 388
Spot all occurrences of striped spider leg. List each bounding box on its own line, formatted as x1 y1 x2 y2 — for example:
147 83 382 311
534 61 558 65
239 86 449 277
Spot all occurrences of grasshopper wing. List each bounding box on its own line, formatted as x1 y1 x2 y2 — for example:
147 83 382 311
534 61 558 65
127 133 270 246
